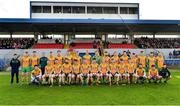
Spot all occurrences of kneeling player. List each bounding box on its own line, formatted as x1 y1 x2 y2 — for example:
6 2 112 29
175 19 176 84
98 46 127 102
50 60 61 86
42 61 53 85
31 65 42 85
135 64 146 84
159 64 171 83
148 65 160 83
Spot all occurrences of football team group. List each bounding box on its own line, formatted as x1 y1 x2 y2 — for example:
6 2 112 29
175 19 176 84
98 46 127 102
11 50 171 86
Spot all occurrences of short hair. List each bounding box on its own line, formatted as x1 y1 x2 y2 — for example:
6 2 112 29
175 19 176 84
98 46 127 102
13 53 17 56
57 50 61 53
50 51 53 53
33 51 36 53
151 65 155 67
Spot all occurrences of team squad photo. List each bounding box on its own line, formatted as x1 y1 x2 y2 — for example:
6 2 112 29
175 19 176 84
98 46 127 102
10 50 171 87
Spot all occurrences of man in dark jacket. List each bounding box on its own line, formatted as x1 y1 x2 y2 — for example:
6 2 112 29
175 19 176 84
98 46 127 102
39 52 48 75
159 64 171 83
10 54 20 85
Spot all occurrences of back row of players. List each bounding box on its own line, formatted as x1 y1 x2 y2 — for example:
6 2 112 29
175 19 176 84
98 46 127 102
21 50 171 86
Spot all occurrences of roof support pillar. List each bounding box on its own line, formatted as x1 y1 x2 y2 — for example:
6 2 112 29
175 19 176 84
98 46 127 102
153 33 156 38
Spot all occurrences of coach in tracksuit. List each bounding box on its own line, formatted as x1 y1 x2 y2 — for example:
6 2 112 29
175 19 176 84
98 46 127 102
10 54 20 85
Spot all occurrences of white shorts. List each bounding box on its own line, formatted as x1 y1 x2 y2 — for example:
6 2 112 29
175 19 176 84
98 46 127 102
59 73 65 77
68 73 75 78
115 73 120 77
97 73 102 77
52 74 59 78
106 73 112 77
88 73 93 77
77 73 83 78
31 75 41 82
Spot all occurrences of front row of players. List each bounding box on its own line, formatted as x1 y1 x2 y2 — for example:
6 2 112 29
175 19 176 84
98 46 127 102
31 59 171 87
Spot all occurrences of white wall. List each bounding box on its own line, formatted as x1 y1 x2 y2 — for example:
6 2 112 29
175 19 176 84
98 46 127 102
0 49 178 59
0 0 180 20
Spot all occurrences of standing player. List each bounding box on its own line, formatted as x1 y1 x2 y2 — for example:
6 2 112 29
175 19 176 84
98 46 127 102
50 60 61 87
135 64 146 84
81 59 90 85
39 52 48 75
156 53 164 70
30 51 39 71
21 52 31 84
55 50 63 65
130 53 138 69
147 52 156 69
48 51 55 65
120 51 129 65
148 65 160 83
83 50 91 64
111 52 119 64
42 61 53 85
138 51 147 68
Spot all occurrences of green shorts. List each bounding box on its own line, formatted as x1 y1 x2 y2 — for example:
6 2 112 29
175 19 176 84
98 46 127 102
22 67 30 73
30 66 35 71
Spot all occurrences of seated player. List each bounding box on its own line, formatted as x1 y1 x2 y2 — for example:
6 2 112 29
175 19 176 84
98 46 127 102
118 59 127 84
100 59 109 83
72 59 82 85
148 65 160 83
90 60 99 85
159 64 171 83
126 59 136 84
62 59 72 85
135 64 146 84
50 60 61 87
59 69 65 86
109 59 118 85
31 65 42 85
42 61 53 85
81 59 90 85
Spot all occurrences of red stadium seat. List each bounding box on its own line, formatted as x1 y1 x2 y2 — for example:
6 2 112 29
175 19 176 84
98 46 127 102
32 43 64 49
71 43 94 49
108 44 136 48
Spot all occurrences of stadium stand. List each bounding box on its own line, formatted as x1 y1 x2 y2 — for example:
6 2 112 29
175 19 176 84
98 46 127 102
0 38 35 49
108 44 136 48
32 43 64 49
134 37 180 48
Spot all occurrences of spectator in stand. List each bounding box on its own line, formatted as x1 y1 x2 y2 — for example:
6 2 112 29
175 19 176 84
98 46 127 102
0 38 35 49
134 37 180 48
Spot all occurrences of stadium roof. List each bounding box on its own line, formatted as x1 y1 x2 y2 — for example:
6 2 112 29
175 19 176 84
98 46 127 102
0 18 180 34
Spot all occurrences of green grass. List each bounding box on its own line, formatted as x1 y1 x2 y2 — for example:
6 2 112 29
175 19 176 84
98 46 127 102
0 70 180 105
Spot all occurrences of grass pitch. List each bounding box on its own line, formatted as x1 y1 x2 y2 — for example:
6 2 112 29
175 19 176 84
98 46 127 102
0 69 180 105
